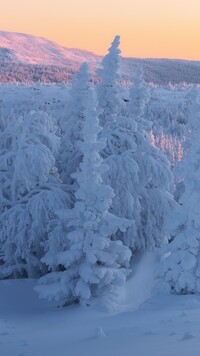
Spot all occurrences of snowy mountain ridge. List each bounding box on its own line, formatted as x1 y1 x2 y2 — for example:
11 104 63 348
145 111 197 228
0 31 200 84
0 31 101 66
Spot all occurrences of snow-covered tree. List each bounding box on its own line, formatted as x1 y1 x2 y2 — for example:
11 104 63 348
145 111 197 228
159 87 200 293
127 70 175 250
0 111 73 278
104 123 175 250
36 83 132 306
96 37 175 251
59 63 91 184
96 35 121 127
0 186 72 279
128 66 150 130
0 111 59 205
96 35 133 158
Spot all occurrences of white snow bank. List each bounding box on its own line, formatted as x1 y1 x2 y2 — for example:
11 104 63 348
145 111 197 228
117 251 159 310
1 267 200 356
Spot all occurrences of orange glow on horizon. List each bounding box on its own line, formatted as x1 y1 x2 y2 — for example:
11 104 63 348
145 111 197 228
0 0 200 60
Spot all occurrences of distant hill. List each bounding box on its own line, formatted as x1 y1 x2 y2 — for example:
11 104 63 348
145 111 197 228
0 31 200 85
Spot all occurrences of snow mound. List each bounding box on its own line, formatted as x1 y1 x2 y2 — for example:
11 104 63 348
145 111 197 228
117 251 158 310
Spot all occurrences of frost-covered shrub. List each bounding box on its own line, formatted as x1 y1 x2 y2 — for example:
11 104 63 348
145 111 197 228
160 232 200 293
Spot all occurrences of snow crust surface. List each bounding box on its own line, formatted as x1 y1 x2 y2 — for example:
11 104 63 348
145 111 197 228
1 252 200 356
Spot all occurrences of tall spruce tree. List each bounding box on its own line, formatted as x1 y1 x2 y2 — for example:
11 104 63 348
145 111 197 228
59 63 91 184
127 67 175 250
128 65 150 130
96 37 175 251
36 82 132 306
96 35 121 127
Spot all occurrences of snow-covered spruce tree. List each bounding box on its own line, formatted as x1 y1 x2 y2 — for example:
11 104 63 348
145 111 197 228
128 65 150 130
127 69 175 249
95 36 140 250
0 111 73 278
104 116 175 251
0 118 20 214
96 35 121 127
59 63 91 184
96 36 175 251
36 84 132 306
159 88 200 293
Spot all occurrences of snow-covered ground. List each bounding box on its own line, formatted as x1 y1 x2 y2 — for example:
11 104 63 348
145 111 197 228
0 83 199 355
1 252 200 356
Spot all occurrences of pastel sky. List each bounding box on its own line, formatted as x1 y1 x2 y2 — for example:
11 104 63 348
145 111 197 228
1 0 200 59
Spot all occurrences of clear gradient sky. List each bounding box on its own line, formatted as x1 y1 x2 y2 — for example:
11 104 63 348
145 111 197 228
1 0 200 60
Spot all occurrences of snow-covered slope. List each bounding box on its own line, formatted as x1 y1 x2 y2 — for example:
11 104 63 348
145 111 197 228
0 31 100 66
1 252 200 356
0 31 200 84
